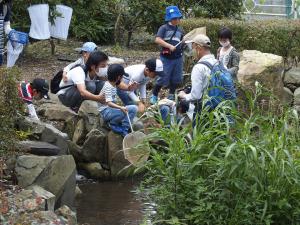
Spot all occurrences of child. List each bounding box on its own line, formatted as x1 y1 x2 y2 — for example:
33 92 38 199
18 78 49 120
150 5 184 104
217 27 240 80
62 42 99 82
99 64 138 137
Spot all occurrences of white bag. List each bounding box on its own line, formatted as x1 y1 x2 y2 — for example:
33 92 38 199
7 41 24 68
49 5 73 40
28 4 51 40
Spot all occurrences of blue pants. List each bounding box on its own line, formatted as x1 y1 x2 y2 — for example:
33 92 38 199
117 89 135 106
156 56 183 87
159 105 170 123
101 105 138 131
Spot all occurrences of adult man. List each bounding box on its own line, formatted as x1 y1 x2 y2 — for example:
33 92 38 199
117 58 164 112
178 34 218 121
57 51 108 110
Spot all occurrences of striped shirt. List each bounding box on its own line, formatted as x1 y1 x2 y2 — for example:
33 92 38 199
18 81 33 104
98 81 117 112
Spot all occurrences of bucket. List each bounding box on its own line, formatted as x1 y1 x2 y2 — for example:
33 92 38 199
28 4 50 40
50 5 73 40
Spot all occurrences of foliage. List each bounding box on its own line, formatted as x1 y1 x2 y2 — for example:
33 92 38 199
0 67 22 155
141 84 300 225
181 18 300 65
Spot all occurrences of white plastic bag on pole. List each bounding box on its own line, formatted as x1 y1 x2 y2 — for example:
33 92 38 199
28 4 50 40
7 41 24 68
50 5 73 40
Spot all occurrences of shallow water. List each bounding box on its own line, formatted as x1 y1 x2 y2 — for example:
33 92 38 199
75 179 150 225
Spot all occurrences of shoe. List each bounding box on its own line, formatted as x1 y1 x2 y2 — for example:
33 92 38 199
167 94 175 101
150 95 158 105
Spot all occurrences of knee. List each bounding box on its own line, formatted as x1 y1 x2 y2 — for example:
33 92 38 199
126 105 138 114
160 105 170 114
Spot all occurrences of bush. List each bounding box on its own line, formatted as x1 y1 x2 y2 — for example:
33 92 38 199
181 18 300 63
141 84 300 225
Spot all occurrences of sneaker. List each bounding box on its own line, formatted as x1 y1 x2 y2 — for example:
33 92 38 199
150 95 158 105
167 94 175 101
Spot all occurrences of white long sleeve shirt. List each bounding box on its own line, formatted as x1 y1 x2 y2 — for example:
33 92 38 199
184 54 218 102
63 57 84 73
123 64 150 102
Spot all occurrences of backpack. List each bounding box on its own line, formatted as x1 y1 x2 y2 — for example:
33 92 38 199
198 61 236 109
50 65 85 94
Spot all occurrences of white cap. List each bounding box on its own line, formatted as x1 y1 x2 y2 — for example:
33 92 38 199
185 34 211 48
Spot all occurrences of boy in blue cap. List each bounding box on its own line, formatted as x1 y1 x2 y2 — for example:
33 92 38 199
150 5 184 104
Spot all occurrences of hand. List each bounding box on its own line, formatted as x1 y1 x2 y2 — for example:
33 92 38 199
98 94 106 104
178 91 186 99
120 106 128 114
138 102 145 113
169 45 176 52
62 71 68 82
128 81 139 91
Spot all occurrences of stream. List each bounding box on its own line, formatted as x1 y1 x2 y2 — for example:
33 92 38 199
75 179 154 225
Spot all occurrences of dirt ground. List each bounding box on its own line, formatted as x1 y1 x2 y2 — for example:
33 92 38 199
14 39 159 81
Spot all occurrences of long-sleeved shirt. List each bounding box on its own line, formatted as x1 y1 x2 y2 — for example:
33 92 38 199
184 54 218 102
18 81 39 120
63 57 85 73
123 64 150 102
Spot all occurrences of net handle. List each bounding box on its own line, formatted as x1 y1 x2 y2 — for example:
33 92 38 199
126 112 134 132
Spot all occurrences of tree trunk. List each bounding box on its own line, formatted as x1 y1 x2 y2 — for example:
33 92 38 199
49 38 55 55
126 30 133 48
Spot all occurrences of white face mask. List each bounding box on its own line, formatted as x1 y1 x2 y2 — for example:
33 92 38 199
219 40 231 48
96 67 108 77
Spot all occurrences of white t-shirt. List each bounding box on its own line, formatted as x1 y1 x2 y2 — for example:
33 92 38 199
57 66 94 95
98 81 117 112
123 64 150 102
219 46 233 69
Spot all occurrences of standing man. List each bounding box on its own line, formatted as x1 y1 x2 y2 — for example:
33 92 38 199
0 0 12 66
178 34 218 122
150 5 184 104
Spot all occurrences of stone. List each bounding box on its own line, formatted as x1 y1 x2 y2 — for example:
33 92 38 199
108 56 125 65
132 120 144 131
237 50 285 101
15 155 76 209
17 140 60 156
294 87 300 106
27 185 56 211
72 118 87 145
75 185 82 197
37 102 78 122
284 67 300 86
282 87 294 106
55 205 77 225
78 162 110 179
107 131 130 177
78 100 104 132
69 129 108 164
64 116 80 140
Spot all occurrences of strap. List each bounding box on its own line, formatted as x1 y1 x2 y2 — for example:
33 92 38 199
59 84 74 91
197 61 214 70
169 26 178 42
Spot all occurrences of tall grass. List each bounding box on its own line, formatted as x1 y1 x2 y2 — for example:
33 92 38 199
141 84 300 225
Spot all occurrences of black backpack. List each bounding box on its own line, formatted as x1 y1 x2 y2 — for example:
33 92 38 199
50 65 85 94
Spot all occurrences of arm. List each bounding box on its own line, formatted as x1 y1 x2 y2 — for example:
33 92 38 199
228 50 240 79
185 66 206 102
27 104 39 120
63 58 83 73
77 83 103 102
155 37 175 51
4 3 12 35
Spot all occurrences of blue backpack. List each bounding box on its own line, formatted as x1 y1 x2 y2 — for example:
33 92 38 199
198 61 237 110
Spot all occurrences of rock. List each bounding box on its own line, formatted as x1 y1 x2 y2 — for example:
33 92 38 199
78 100 104 132
133 120 144 131
78 162 110 179
16 117 70 155
37 102 78 122
55 205 77 225
107 131 130 177
237 50 285 101
285 83 298 93
18 211 67 225
27 185 56 211
17 140 60 156
75 185 82 197
284 67 300 86
108 56 125 65
15 155 76 209
69 129 108 164
64 116 80 140
282 87 294 106
72 118 87 145
294 87 300 106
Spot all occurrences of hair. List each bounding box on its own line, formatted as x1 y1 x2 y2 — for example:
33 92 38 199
145 58 156 72
85 51 108 72
218 27 233 40
107 64 124 82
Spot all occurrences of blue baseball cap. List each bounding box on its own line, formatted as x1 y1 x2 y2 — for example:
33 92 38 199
165 6 182 22
80 42 97 53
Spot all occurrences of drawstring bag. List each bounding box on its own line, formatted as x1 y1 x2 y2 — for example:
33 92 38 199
49 5 73 40
28 4 50 40
7 41 23 68
8 30 29 45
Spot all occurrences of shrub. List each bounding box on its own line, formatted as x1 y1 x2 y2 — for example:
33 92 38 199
181 18 300 64
141 84 300 225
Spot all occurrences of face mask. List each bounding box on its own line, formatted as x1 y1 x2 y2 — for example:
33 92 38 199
96 67 108 77
219 40 231 48
191 48 198 60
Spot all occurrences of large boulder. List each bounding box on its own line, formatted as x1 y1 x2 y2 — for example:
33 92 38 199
15 155 76 209
78 162 110 180
282 87 294 106
16 117 70 155
17 140 60 156
294 87 300 106
69 128 108 164
237 50 285 101
284 67 300 86
107 131 130 177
